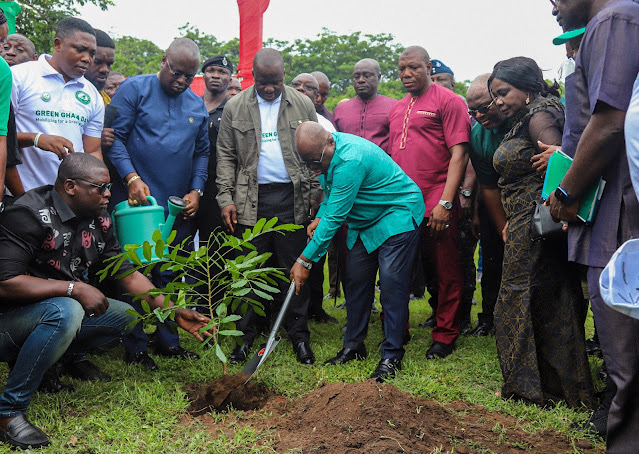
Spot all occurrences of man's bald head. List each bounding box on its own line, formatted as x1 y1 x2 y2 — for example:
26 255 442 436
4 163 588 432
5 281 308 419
466 73 506 130
353 58 381 100
292 73 320 102
466 73 491 103
296 121 331 161
166 37 200 62
253 48 284 70
401 46 430 64
2 33 37 66
310 71 330 109
253 48 285 101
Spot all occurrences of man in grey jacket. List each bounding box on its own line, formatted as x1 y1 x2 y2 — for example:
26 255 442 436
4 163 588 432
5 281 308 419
216 48 321 365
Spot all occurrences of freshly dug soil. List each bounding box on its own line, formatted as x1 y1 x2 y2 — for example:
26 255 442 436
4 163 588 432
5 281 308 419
186 379 598 453
187 373 272 414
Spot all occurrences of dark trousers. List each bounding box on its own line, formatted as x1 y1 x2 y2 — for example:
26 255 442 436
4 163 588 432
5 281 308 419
420 210 463 345
458 211 478 324
343 224 420 360
122 216 192 353
477 195 503 325
234 183 310 345
327 240 342 297
307 254 327 316
589 266 639 454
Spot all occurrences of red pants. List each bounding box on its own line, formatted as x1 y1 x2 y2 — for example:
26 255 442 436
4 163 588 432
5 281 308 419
420 211 463 345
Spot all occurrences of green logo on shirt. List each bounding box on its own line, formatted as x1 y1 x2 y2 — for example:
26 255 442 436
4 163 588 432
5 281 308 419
41 92 51 102
75 91 91 105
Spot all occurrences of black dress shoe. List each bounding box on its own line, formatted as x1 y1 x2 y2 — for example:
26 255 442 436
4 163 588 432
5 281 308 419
324 347 367 365
62 359 111 381
156 346 200 360
37 368 75 393
419 315 437 328
369 358 401 383
125 351 158 371
0 414 50 449
468 322 494 337
229 342 252 364
458 319 471 335
426 341 455 359
585 337 602 357
294 342 315 365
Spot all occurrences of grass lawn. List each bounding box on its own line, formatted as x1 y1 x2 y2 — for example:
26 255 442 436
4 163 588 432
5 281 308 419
0 269 605 453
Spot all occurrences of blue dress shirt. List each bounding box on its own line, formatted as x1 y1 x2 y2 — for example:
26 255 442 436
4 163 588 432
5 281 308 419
108 74 209 212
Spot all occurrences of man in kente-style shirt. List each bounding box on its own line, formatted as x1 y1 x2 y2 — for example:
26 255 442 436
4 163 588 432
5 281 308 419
388 45 470 360
107 37 209 370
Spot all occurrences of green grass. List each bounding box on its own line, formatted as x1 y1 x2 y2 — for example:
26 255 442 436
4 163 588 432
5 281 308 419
0 266 605 453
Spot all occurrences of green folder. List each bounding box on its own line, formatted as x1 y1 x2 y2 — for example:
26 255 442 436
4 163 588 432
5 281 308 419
541 150 606 223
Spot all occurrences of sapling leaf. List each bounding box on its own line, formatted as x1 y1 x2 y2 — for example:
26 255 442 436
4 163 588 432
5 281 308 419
166 229 177 245
218 330 242 336
253 217 266 235
215 343 227 363
142 241 152 261
152 229 162 242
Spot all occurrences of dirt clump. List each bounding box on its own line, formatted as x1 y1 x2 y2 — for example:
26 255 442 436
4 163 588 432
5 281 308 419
188 380 599 453
186 373 272 414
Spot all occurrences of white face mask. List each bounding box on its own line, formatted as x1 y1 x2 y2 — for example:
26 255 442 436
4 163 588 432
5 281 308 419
558 57 576 81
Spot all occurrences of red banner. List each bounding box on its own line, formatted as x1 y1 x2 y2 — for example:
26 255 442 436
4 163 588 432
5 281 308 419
236 0 270 89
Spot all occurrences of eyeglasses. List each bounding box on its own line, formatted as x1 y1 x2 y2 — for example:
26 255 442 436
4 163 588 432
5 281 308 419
73 178 112 194
468 98 496 117
165 59 195 84
302 138 330 167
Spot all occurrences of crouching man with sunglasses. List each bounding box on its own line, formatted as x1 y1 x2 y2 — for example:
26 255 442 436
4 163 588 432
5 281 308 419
0 154 212 449
290 121 425 383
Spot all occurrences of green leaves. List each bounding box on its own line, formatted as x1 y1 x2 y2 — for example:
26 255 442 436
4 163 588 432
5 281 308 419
103 220 292 364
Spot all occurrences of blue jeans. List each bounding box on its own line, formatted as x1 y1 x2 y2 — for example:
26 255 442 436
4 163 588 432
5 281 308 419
0 297 135 417
343 223 420 360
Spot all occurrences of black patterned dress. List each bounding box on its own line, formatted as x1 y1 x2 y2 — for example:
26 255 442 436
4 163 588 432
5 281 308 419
492 96 594 408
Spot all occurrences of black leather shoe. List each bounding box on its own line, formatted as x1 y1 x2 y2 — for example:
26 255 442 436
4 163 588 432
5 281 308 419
37 368 75 393
585 337 602 357
229 342 252 364
125 351 158 371
156 346 200 360
0 414 50 449
324 347 367 365
62 359 111 381
426 341 455 359
294 342 315 365
468 322 494 337
369 358 401 382
419 315 437 328
459 319 471 335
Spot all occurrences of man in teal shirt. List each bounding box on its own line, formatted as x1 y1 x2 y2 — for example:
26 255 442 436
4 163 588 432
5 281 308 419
291 121 425 382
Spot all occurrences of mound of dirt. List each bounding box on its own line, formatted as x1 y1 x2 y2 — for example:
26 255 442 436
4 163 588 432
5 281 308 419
186 373 272 414
187 379 597 453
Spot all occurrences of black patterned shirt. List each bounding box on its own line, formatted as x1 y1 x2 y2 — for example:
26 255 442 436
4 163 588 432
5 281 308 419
0 185 133 284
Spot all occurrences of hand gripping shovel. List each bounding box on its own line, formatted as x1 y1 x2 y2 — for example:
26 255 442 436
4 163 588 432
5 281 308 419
242 280 296 383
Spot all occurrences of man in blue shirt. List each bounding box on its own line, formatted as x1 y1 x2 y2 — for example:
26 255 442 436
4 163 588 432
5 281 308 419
291 121 425 382
106 38 209 370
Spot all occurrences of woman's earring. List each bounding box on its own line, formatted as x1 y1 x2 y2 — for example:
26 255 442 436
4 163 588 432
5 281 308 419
526 94 530 105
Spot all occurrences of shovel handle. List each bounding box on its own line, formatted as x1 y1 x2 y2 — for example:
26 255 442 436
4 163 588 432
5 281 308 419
264 281 296 350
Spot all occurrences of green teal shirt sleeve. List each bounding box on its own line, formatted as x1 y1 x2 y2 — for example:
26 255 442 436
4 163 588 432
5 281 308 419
0 58 12 136
302 158 364 262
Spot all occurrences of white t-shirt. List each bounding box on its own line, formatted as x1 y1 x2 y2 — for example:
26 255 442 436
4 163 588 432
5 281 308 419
11 54 104 191
318 114 336 133
256 92 291 184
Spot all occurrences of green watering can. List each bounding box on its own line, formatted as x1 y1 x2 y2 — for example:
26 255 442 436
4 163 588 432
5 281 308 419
112 196 187 263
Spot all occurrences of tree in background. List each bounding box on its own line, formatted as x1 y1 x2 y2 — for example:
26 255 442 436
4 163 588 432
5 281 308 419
177 23 240 67
15 0 113 54
111 36 163 76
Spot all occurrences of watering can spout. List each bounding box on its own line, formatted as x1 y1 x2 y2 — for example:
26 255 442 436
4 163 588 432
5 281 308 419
160 196 188 239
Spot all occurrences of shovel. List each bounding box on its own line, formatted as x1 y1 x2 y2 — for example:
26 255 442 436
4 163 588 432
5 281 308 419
242 280 296 383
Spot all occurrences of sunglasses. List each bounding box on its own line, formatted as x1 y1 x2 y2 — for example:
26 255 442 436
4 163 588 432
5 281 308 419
302 138 330 167
468 98 496 117
165 59 195 84
73 178 112 194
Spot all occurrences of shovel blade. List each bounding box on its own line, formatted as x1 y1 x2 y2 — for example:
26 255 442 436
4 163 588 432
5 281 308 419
241 336 281 382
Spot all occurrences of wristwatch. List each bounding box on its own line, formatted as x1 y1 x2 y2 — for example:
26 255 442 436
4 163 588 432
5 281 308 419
296 257 313 270
460 189 472 197
554 186 577 205
438 200 453 210
191 189 204 196
0 201 4 213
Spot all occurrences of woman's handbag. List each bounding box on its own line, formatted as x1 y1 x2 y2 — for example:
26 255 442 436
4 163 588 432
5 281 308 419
531 200 565 241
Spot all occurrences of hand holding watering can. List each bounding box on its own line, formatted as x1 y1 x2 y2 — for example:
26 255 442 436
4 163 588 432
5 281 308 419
125 172 201 219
